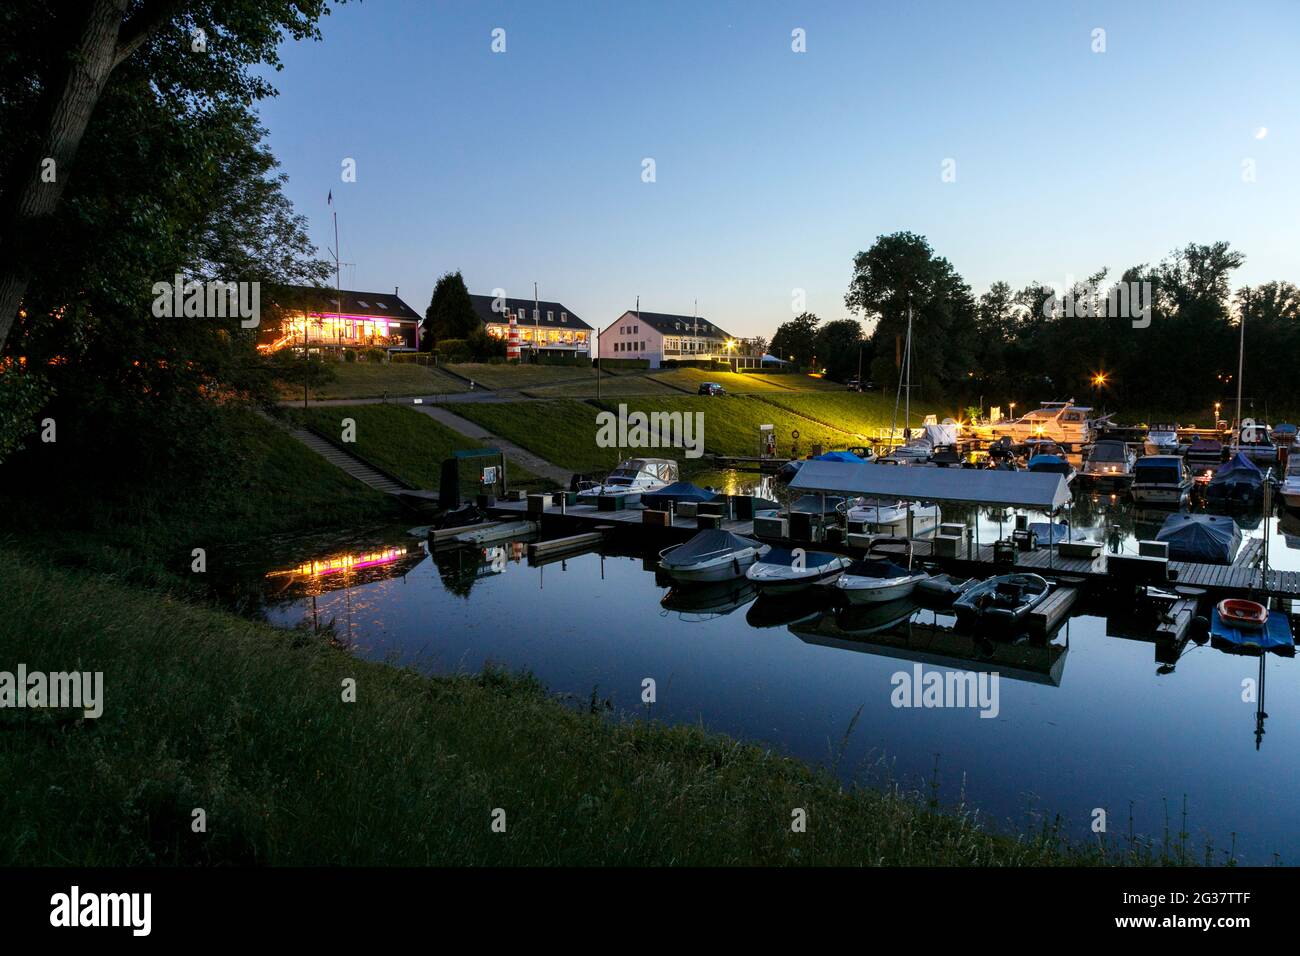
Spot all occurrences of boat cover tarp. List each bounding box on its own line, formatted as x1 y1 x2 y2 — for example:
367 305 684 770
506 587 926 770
813 450 866 463
641 481 719 509
1211 452 1263 482
1211 607 1295 656
1028 522 1069 544
788 460 1071 509
844 559 912 578
759 547 842 568
1155 513 1241 564
661 529 758 568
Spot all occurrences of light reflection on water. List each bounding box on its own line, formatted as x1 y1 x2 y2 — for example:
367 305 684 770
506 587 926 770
234 487 1300 865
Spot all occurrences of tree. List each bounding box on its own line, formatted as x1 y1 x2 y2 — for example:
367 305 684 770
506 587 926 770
0 0 337 355
770 313 819 368
813 319 865 383
423 271 479 349
844 232 978 396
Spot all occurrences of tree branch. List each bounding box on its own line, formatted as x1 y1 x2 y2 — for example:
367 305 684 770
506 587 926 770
113 0 182 69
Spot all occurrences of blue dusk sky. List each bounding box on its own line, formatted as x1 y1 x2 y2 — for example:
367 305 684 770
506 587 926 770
257 0 1300 339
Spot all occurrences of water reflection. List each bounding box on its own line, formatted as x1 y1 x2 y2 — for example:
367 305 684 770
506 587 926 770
225 490 1300 864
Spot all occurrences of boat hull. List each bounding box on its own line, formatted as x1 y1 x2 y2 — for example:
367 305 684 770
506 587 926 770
660 550 761 584
1130 485 1189 505
836 574 926 605
747 561 849 594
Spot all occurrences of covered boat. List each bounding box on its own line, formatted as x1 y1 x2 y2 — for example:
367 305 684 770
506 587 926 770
813 450 869 463
658 530 768 584
1024 439 1075 483
1205 452 1265 506
1155 513 1241 564
745 547 852 594
834 539 929 605
640 481 718 511
953 573 1051 628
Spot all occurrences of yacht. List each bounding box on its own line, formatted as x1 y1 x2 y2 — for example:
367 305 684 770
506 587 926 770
576 457 678 500
1143 423 1180 456
985 400 1100 448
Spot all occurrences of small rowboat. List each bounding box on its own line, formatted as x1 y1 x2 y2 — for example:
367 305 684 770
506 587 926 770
1216 599 1268 630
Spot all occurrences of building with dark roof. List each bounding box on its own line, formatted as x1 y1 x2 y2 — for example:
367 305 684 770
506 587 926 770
259 285 421 352
597 309 740 368
470 294 593 357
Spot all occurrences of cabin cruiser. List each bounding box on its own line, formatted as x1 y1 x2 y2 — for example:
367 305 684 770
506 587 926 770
840 497 941 537
953 573 1052 629
1234 424 1278 468
1281 455 1300 510
1143 423 1180 456
1023 439 1076 483
576 457 678 500
985 400 1102 448
1130 455 1192 505
658 530 768 584
746 547 853 594
834 539 930 605
1080 439 1136 486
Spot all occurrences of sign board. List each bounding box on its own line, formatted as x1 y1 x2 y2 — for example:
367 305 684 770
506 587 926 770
481 466 498 485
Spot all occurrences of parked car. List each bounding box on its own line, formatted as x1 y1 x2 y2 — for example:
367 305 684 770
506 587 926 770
697 382 726 396
846 379 875 392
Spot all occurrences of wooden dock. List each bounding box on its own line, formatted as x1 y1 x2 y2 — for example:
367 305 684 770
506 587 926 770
484 499 1300 601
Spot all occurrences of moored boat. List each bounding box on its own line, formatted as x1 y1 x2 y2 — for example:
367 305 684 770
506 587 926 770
1130 455 1192 505
1154 512 1241 564
1282 456 1300 510
745 547 853 594
1080 439 1136 485
953 573 1051 629
1216 599 1268 630
1205 452 1266 507
1144 423 1180 456
576 457 678 500
658 530 768 584
915 573 977 603
833 538 929 605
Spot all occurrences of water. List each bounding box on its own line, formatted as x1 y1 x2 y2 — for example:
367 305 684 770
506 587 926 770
217 487 1300 865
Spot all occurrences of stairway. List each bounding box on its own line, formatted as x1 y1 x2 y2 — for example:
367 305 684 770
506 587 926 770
287 427 409 495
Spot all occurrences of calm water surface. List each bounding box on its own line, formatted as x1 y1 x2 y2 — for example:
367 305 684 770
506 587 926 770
220 485 1300 864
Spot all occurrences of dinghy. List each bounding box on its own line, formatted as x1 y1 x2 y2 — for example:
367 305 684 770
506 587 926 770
953 573 1051 628
834 538 929 605
658 530 768 584
1210 605 1294 657
1216 599 1268 629
745 547 852 594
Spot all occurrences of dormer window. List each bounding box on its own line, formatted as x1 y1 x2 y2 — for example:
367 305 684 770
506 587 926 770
546 310 553 322
561 312 567 323
517 308 525 320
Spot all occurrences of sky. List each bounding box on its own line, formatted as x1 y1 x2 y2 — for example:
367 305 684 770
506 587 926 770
256 0 1300 339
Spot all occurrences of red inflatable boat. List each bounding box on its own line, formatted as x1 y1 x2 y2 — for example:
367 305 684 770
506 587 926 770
1217 599 1269 629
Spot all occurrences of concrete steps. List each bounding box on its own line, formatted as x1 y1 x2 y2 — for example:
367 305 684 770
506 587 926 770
287 427 408 495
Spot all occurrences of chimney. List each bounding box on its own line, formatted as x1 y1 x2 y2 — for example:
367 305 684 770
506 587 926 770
394 286 399 296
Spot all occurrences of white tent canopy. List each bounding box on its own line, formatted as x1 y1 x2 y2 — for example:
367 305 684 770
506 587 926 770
787 461 1072 511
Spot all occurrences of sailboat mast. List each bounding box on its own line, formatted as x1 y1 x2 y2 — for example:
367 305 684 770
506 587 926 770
904 299 913 432
1235 291 1247 441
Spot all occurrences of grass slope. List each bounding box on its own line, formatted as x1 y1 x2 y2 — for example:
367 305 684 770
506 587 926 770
0 550 1112 866
290 404 549 490
278 361 469 400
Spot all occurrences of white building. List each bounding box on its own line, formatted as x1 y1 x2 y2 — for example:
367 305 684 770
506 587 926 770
597 310 740 368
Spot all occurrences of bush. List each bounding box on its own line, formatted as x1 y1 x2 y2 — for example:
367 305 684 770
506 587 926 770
342 349 357 363
362 348 387 363
598 358 649 370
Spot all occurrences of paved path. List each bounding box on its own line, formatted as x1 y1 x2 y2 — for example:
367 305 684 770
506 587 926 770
414 404 573 487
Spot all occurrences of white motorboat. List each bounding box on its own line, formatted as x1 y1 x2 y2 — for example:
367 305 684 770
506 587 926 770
1130 455 1192 505
1144 423 1180 456
576 457 678 500
1080 439 1136 485
841 497 941 537
834 538 930 605
658 530 768 584
984 400 1101 448
745 547 852 594
1233 423 1278 469
1282 456 1300 510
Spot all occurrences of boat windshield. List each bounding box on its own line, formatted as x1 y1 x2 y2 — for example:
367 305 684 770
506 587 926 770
1088 443 1128 462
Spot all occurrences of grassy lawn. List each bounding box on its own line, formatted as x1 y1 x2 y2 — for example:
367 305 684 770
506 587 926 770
447 363 600 390
651 367 842 393
521 373 681 399
276 361 469 401
454 395 874 476
0 407 399 591
0 549 1113 866
756 392 954 437
289 404 550 490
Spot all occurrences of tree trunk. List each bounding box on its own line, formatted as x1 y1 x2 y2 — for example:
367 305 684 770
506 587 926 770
0 0 131 351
